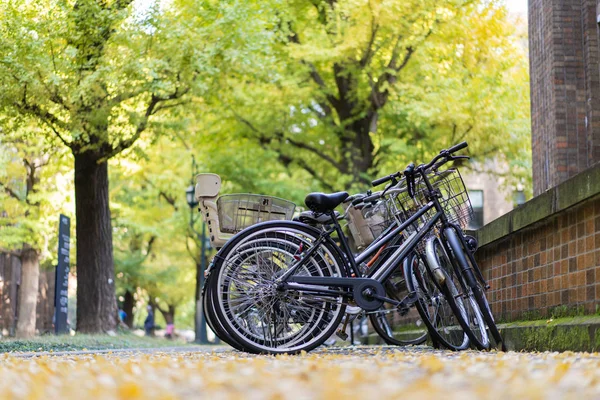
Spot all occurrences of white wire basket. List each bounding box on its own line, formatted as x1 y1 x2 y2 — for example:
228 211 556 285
217 194 296 234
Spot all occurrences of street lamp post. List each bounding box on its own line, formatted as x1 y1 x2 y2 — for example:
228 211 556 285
186 181 209 344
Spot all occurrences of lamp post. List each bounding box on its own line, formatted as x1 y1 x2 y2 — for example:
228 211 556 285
186 178 209 344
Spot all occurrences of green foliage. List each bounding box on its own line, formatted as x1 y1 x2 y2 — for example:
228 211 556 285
0 0 202 158
186 0 532 192
0 119 72 265
110 135 197 327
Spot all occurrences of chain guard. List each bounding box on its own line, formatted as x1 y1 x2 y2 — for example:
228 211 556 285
352 280 386 311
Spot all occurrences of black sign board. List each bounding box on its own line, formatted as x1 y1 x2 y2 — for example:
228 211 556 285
54 214 70 334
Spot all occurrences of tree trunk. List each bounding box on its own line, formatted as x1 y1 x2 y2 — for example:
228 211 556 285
16 245 39 338
74 153 117 332
158 304 175 325
123 290 134 328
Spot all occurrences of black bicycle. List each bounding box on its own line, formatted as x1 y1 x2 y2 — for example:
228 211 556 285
204 142 503 353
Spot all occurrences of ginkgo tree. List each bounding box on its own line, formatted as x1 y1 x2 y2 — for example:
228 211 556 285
0 118 72 337
0 0 208 332
189 0 531 192
109 133 198 331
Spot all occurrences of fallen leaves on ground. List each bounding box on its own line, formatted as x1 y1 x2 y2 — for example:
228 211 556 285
1 347 600 399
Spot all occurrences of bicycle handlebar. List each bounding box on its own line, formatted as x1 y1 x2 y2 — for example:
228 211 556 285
448 141 468 153
351 194 367 206
362 193 382 203
370 142 468 189
420 141 469 171
371 172 401 187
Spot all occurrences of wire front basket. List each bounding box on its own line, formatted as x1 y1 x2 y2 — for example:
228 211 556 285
386 168 473 231
217 194 296 234
433 169 473 229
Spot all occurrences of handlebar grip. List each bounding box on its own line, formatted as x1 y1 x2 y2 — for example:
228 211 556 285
447 141 468 154
362 193 381 203
372 174 394 187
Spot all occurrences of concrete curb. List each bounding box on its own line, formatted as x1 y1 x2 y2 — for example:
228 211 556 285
499 316 600 352
363 316 600 352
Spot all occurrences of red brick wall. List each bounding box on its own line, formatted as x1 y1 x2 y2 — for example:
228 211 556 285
476 196 600 321
529 0 600 196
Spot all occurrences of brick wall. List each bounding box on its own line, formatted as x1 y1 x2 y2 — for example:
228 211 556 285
477 196 599 321
529 0 600 196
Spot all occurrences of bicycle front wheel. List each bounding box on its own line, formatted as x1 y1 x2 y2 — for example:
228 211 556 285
444 227 504 350
413 248 470 350
435 234 490 350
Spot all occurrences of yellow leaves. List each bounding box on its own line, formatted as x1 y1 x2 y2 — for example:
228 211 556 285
0 349 599 399
418 354 445 374
118 382 143 399
551 362 571 383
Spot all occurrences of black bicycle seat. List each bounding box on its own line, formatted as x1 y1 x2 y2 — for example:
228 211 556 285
304 192 349 213
294 210 341 225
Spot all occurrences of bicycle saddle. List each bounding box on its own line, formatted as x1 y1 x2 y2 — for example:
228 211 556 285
304 192 349 213
294 210 341 225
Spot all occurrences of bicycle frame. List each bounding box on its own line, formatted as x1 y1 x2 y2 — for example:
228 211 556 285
279 201 443 295
277 159 490 310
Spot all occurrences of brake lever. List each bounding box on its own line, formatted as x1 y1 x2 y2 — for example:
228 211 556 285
379 176 399 199
432 155 471 172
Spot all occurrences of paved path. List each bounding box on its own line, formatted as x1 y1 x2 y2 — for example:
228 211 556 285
2 346 600 399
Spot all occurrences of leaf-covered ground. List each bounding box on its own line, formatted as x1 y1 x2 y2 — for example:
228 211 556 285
2 346 600 399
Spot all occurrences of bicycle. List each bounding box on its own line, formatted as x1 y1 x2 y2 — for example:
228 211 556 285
204 142 503 353
350 183 471 350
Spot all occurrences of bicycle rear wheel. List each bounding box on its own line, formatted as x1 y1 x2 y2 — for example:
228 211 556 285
369 258 428 346
211 221 347 354
202 273 252 352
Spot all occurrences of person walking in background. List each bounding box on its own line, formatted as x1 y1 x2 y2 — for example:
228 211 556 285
165 323 175 339
144 305 155 336
118 308 128 329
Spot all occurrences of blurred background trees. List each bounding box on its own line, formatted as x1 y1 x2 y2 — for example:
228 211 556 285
0 0 530 334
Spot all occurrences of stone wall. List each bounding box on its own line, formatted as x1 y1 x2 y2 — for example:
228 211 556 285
474 164 600 321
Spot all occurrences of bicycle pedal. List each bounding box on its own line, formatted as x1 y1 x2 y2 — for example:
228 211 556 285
336 330 349 341
397 305 410 316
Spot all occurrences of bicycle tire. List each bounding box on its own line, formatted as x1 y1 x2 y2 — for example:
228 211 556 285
444 227 505 350
439 230 490 350
412 249 470 350
369 257 428 346
210 221 348 354
202 275 253 352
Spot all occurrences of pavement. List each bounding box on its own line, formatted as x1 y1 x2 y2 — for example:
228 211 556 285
2 345 600 399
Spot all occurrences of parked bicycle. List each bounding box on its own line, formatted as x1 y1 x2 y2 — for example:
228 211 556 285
202 142 505 354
